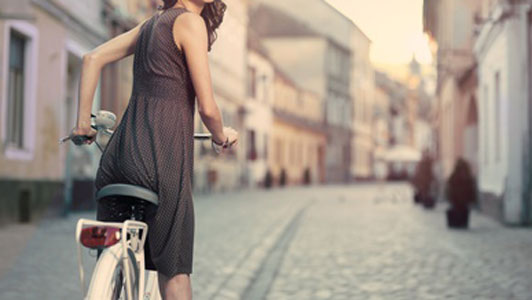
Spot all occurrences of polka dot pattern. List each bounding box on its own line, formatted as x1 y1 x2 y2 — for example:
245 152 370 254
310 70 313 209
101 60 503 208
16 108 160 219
94 7 196 277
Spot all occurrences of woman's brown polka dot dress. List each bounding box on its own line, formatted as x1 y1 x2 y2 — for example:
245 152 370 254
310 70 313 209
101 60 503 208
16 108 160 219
94 6 196 277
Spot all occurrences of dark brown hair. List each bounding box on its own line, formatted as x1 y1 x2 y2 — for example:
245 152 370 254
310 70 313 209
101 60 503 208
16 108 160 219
157 0 227 52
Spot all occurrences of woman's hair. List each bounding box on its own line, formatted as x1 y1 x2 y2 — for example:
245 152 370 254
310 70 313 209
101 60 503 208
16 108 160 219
158 0 227 52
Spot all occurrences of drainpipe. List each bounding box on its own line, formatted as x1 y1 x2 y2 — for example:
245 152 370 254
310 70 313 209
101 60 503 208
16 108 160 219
525 5 532 225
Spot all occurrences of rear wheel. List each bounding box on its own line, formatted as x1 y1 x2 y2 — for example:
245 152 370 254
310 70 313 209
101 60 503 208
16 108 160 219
86 244 139 300
110 261 126 299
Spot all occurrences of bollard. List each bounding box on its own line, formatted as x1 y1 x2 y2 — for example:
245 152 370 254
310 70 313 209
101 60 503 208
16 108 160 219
19 189 31 223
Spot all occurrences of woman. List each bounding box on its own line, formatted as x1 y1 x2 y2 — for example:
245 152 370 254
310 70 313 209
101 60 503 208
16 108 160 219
71 0 237 299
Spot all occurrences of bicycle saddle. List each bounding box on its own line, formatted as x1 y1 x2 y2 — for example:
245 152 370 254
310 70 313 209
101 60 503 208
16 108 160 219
95 183 159 206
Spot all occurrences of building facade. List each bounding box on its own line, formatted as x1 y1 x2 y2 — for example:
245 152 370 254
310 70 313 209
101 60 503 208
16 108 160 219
373 72 392 180
423 0 482 179
473 0 532 224
0 0 108 224
193 0 249 192
269 69 326 185
249 0 360 183
241 31 274 187
425 0 532 224
350 25 374 180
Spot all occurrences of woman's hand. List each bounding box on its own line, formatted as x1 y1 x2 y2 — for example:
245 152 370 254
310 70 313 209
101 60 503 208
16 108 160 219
70 125 98 145
212 127 238 154
223 127 238 147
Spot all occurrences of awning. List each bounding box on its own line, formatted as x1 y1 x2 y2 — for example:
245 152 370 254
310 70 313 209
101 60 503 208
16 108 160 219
384 145 421 162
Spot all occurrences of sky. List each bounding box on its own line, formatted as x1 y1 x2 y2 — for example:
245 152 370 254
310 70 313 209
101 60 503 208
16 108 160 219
325 0 433 66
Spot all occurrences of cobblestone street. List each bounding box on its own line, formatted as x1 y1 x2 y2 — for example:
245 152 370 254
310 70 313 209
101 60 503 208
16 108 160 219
1 183 531 299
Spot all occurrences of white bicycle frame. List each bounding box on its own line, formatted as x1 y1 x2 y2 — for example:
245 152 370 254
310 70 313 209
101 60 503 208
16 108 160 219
62 110 212 299
75 218 160 299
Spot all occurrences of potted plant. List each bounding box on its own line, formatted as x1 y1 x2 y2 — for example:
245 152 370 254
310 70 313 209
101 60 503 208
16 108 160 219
445 158 476 229
264 169 273 189
303 168 311 185
279 169 287 187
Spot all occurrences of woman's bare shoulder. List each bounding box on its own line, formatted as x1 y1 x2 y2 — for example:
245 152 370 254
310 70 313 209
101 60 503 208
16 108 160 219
172 12 208 51
173 12 207 37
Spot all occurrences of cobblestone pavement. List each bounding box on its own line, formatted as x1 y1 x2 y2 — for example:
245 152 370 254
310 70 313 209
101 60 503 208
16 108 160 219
263 184 532 300
0 183 531 300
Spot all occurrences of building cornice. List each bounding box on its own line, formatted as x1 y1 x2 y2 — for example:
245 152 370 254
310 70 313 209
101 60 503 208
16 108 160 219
30 0 107 44
102 0 138 30
473 2 514 59
273 108 326 135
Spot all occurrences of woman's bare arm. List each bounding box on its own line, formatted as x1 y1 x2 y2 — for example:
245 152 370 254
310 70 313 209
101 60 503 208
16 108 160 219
76 17 150 130
173 12 228 144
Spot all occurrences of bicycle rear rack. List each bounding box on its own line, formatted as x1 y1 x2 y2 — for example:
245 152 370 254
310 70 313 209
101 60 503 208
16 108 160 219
75 218 148 298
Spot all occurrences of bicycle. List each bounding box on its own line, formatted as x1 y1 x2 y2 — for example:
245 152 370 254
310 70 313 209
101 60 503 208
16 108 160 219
59 110 212 299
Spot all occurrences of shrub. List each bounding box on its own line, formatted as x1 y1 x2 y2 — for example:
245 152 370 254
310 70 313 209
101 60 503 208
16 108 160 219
303 168 311 185
446 158 477 211
279 169 287 186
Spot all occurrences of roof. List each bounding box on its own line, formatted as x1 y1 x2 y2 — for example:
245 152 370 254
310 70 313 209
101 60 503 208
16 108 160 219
319 0 371 43
248 3 321 38
247 28 271 58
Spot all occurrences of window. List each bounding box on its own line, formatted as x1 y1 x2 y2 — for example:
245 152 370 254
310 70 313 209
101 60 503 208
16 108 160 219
342 144 350 167
263 133 268 160
247 130 257 161
297 141 302 167
307 144 313 167
247 66 256 98
1 21 38 160
290 140 295 166
7 32 25 149
262 75 269 104
274 138 282 164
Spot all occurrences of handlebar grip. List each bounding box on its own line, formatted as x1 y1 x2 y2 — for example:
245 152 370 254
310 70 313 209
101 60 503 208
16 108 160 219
72 135 89 145
71 124 98 145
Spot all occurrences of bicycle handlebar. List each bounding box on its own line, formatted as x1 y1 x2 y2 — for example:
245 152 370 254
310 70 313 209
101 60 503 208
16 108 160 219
59 111 213 147
61 130 212 146
192 133 212 140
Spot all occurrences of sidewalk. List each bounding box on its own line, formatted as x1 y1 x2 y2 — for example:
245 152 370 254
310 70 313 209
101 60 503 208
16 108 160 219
0 222 38 280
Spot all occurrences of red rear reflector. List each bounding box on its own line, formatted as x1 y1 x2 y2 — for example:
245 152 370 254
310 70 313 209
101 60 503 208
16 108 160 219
80 226 121 249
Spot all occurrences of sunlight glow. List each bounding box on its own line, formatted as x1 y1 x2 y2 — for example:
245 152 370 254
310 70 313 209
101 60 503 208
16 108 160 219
325 0 433 65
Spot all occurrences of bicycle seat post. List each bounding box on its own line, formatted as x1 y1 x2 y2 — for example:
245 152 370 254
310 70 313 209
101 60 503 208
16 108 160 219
131 204 136 221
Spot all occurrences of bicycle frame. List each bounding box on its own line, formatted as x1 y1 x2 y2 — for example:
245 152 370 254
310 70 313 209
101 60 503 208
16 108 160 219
75 218 148 299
